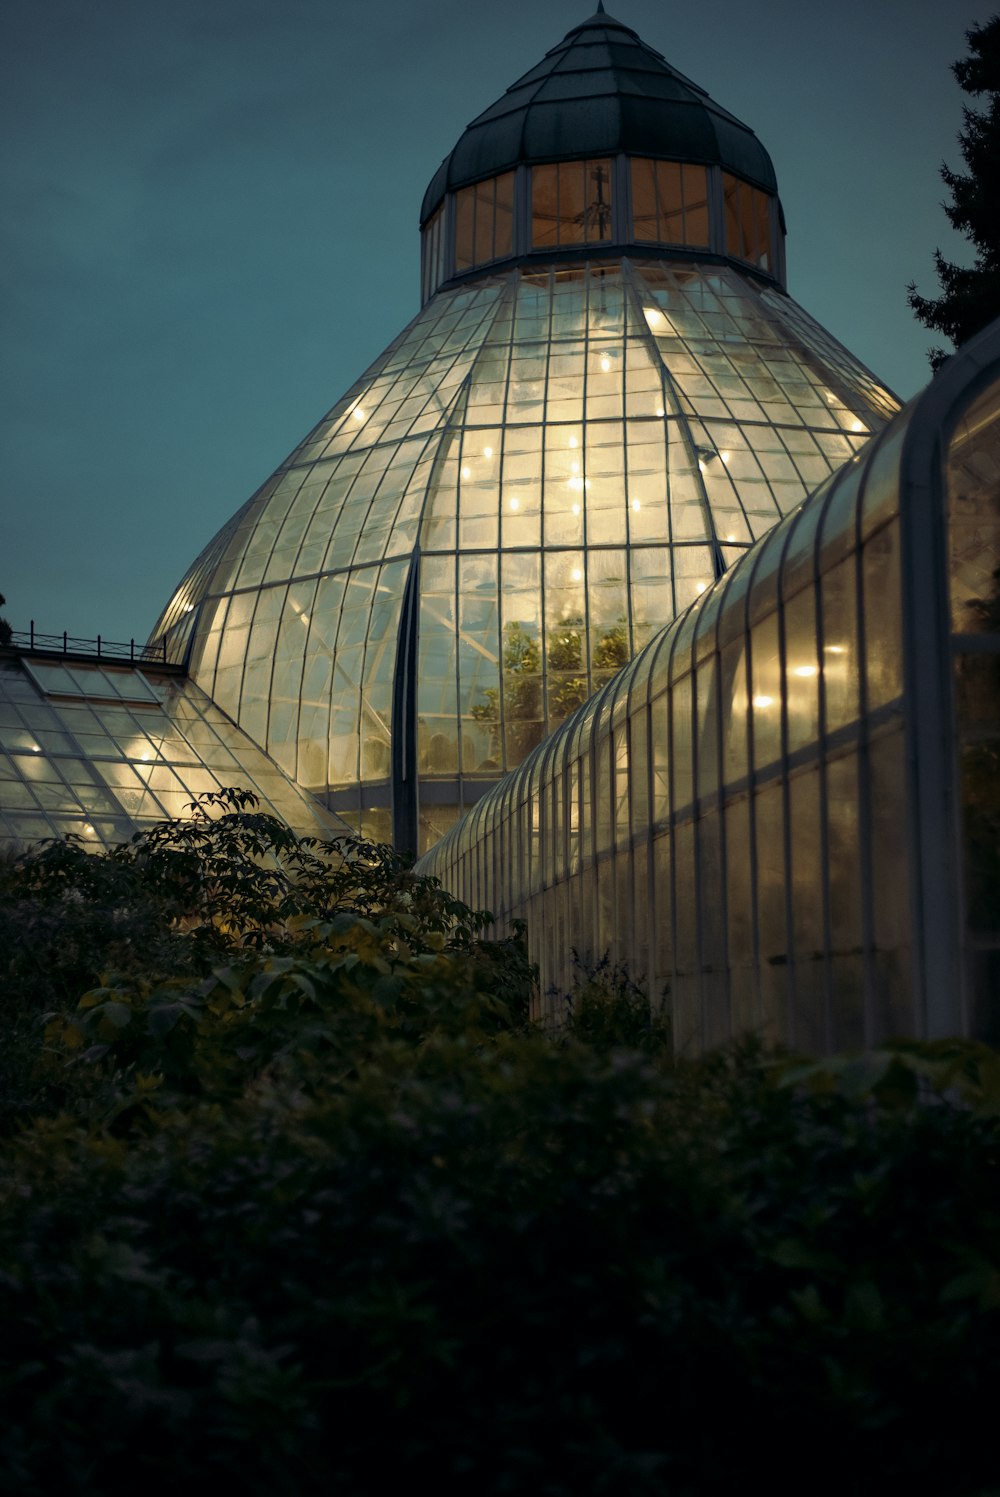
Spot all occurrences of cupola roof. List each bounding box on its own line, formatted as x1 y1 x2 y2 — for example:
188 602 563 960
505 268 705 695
421 7 777 224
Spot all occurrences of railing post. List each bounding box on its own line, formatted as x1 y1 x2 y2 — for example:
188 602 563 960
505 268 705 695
97 634 102 658
130 638 135 661
63 631 68 654
30 620 35 648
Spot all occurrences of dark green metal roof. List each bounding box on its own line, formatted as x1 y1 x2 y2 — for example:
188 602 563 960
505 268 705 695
420 8 778 225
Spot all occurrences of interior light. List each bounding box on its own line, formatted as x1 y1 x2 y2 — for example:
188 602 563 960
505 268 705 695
508 496 520 511
752 694 774 709
695 582 708 595
461 466 471 480
352 408 365 422
570 461 580 474
825 644 846 655
571 503 581 515
643 306 665 331
29 744 40 753
140 752 151 762
850 419 866 433
631 499 641 512
568 476 584 491
483 445 493 458
726 533 737 543
792 665 818 678
600 354 611 373
183 603 194 614
655 406 665 418
83 823 95 836
698 460 707 475
568 436 578 449
571 568 582 582
720 450 731 465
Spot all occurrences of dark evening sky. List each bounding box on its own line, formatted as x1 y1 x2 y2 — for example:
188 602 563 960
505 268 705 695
0 0 985 643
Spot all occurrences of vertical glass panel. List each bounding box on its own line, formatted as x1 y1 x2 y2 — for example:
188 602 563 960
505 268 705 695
585 158 613 243
825 752 865 1048
787 767 825 1050
720 639 749 786
631 157 658 241
821 556 859 732
560 161 586 246
682 163 710 245
672 673 694 812
783 589 820 753
657 160 684 243
474 178 494 267
455 187 475 272
750 612 782 768
532 164 559 248
868 728 912 1038
723 173 742 260
494 171 515 260
754 780 787 1041
862 522 903 712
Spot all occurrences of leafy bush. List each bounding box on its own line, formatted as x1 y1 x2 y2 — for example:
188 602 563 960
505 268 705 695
0 799 999 1495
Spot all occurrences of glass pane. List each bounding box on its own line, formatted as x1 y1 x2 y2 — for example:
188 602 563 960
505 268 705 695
455 186 475 271
631 157 658 241
532 164 559 248
494 171 515 259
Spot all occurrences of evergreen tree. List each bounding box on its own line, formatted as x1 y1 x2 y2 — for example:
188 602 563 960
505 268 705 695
0 593 11 647
908 16 1000 371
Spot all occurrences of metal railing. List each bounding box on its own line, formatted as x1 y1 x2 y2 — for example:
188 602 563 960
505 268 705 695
6 623 170 665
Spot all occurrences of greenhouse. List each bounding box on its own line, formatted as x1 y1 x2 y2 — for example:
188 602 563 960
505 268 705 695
147 6 897 854
417 320 1000 1046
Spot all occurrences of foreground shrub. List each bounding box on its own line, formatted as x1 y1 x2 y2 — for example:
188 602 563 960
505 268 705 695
1 801 999 1495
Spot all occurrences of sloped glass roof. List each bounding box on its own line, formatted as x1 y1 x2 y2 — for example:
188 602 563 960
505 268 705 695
0 657 351 851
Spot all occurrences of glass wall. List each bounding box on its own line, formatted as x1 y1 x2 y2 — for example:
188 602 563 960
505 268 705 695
151 259 896 854
417 327 1000 1051
420 159 775 301
0 657 349 851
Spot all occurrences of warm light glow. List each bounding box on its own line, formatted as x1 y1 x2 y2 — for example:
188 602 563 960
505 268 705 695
461 466 471 479
352 408 365 422
850 419 866 433
140 752 151 762
571 503 581 515
29 744 40 753
631 499 641 512
643 306 665 331
483 445 493 458
720 450 731 465
599 354 611 373
752 694 774 709
183 603 194 614
695 582 708 595
570 460 580 473
726 533 737 543
508 496 520 511
655 406 665 418
83 823 96 835
825 644 846 655
568 436 578 449
568 476 584 491
792 665 819 678
698 460 707 474
571 568 582 581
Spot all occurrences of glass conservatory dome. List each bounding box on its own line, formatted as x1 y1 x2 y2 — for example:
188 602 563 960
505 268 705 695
149 9 900 854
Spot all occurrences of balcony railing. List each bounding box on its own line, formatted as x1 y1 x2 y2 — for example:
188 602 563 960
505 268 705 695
5 623 170 665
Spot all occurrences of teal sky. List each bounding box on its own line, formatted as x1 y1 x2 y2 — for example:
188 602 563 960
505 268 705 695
0 0 985 641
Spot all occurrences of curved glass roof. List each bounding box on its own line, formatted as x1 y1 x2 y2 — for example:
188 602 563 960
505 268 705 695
421 7 778 224
151 257 898 851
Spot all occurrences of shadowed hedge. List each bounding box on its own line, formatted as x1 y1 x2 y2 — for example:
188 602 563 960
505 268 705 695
1 795 998 1496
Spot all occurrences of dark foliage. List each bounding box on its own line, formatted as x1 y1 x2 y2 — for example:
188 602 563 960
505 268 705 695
0 797 999 1496
908 16 1000 369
